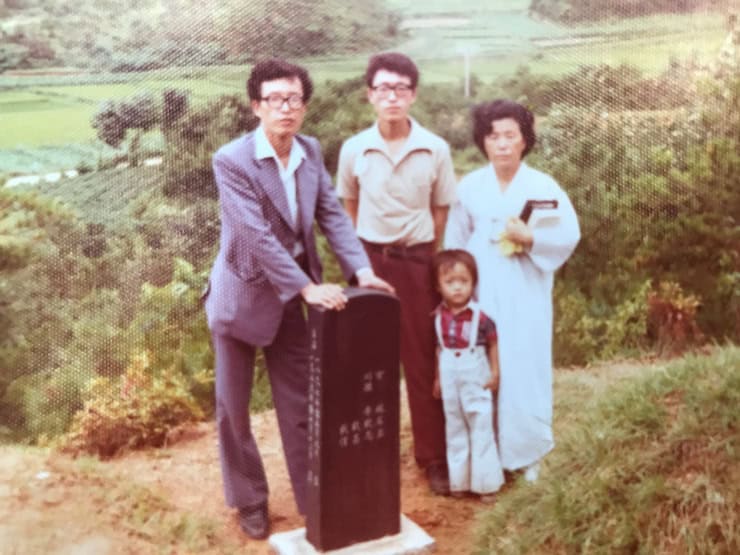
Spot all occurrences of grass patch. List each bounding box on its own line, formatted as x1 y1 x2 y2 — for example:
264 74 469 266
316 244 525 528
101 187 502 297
475 345 740 554
1 106 98 147
106 483 223 552
67 458 234 554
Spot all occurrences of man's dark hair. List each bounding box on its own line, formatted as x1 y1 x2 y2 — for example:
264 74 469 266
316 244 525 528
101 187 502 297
365 52 419 89
246 59 313 102
432 249 479 288
472 99 536 159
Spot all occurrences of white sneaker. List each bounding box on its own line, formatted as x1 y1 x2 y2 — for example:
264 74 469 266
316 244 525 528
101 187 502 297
523 462 540 482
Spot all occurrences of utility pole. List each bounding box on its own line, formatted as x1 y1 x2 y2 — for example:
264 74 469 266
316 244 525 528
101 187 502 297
456 43 478 98
464 49 471 98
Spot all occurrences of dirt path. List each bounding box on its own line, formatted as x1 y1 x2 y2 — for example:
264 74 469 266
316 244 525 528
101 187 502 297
0 359 655 554
0 408 490 554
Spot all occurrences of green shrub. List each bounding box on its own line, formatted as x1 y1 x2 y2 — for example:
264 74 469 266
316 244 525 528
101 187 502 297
61 351 204 458
4 362 93 443
716 265 740 342
601 279 651 359
553 280 651 366
161 94 257 199
0 234 33 272
553 284 601 367
647 281 704 356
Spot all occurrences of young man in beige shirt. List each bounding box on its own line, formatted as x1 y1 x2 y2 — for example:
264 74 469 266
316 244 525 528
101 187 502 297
337 52 457 495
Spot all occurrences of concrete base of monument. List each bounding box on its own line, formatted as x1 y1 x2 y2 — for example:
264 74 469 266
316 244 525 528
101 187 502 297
268 514 435 555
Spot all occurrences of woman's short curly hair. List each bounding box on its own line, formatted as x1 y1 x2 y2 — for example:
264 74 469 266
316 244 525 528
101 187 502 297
472 99 536 159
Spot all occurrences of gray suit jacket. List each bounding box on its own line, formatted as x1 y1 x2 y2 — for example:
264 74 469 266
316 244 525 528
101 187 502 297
204 131 370 346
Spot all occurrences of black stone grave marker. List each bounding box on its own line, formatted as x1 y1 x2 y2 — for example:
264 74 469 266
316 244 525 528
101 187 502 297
305 287 401 552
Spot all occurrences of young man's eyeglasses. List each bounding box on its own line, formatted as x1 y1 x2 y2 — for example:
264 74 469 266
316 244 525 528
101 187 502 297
371 83 414 98
261 94 304 110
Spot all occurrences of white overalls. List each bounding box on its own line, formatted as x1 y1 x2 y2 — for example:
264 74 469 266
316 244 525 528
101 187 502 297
435 304 504 494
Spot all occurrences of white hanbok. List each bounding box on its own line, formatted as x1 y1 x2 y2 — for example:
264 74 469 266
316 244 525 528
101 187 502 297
445 162 580 470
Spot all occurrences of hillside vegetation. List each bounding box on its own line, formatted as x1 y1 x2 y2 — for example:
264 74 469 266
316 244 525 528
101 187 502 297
475 345 740 554
0 0 402 72
530 0 738 22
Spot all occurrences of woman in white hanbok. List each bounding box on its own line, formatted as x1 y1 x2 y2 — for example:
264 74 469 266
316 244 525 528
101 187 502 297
445 100 580 481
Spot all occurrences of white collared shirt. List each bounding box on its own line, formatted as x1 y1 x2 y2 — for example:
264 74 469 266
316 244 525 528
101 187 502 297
336 117 456 246
254 125 306 226
254 125 374 279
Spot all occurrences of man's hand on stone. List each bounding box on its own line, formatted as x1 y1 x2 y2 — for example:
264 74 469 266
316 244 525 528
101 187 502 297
301 282 348 310
356 268 396 294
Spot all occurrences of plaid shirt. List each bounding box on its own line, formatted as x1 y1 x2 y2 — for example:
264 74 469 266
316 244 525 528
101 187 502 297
436 303 497 349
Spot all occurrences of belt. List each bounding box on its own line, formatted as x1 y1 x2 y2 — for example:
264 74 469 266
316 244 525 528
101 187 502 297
361 240 434 264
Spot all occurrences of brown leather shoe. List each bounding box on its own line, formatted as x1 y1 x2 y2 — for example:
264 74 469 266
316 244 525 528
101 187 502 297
238 505 270 539
425 461 450 496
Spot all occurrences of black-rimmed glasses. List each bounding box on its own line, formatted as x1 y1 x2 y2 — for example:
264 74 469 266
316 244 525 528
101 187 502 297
261 94 304 110
370 83 414 98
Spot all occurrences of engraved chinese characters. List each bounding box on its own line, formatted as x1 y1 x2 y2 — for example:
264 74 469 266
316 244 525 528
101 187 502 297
305 288 401 552
339 375 386 447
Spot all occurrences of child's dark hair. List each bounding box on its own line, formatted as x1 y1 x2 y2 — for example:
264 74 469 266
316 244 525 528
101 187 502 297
431 249 478 287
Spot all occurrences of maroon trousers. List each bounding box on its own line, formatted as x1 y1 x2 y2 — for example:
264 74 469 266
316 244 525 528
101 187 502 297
363 241 447 468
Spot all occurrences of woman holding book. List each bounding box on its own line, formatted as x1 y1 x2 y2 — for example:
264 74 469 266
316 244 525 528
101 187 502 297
445 99 580 481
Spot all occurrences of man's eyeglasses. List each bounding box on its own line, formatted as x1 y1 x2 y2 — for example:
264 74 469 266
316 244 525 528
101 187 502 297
371 83 414 98
261 94 304 110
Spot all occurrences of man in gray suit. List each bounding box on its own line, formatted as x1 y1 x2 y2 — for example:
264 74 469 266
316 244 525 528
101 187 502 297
203 59 393 540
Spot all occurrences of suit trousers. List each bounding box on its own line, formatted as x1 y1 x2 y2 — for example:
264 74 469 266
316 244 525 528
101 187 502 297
364 243 447 467
212 296 309 514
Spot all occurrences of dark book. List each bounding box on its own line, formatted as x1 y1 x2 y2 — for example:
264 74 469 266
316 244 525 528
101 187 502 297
519 199 558 223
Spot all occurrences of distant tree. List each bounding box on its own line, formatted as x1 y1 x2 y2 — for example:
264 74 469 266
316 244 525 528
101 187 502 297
92 93 158 166
162 89 189 129
162 94 256 198
92 101 126 148
0 43 30 71
9 33 55 64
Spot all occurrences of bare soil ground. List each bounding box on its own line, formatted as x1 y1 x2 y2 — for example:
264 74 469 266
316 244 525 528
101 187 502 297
0 408 489 554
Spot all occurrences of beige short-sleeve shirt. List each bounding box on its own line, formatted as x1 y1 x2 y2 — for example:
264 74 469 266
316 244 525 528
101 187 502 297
337 118 456 246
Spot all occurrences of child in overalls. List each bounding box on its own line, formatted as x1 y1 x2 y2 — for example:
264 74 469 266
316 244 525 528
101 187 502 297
431 249 505 500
